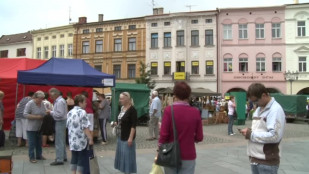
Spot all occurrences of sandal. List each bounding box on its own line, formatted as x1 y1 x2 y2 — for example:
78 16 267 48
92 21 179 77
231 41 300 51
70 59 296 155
30 159 37 163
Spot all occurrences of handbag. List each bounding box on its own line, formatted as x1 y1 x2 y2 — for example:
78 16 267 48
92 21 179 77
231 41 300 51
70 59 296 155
88 145 100 174
156 105 182 170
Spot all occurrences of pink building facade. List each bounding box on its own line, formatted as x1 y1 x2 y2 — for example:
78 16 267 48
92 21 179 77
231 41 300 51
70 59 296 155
218 6 286 95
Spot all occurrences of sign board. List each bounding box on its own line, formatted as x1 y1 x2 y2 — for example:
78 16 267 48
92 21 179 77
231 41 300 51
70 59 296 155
174 72 186 80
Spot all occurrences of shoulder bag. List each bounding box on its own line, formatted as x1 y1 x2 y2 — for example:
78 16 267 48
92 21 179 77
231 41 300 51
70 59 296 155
156 105 182 170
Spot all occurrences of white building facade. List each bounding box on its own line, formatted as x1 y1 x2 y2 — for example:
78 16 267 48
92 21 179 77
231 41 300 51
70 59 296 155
32 25 74 59
145 9 218 92
0 32 33 58
285 3 309 94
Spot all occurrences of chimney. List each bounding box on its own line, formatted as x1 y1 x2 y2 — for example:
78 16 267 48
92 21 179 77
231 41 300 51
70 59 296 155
78 17 87 24
153 7 164 15
98 14 104 22
294 0 299 3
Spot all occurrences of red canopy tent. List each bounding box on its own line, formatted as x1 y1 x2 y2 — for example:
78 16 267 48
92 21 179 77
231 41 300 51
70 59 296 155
0 58 92 130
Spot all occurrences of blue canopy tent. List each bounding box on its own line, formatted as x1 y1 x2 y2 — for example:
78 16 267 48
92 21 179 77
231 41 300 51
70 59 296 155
17 57 115 87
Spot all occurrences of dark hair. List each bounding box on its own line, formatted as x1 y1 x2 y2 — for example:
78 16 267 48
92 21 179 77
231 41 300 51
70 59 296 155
67 91 72 97
230 95 234 100
247 83 268 99
173 81 191 100
28 92 34 97
98 93 105 98
44 92 49 100
81 91 88 98
74 94 86 106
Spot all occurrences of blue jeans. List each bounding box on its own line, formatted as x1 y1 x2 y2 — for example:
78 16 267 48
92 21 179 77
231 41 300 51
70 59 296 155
228 115 234 134
55 120 67 162
27 131 42 160
251 163 279 174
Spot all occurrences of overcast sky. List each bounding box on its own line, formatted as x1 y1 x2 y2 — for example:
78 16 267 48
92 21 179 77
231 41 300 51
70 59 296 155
0 0 308 35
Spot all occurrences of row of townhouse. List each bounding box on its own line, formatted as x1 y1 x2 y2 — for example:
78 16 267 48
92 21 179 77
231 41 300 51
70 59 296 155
0 3 308 95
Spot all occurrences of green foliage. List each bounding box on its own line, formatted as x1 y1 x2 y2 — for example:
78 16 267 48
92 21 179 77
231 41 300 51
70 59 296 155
135 61 156 89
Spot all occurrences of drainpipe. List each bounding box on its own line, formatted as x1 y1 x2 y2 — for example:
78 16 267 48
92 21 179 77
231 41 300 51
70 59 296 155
216 8 220 94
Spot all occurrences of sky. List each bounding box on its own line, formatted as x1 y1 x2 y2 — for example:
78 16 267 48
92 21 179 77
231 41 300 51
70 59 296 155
0 0 308 35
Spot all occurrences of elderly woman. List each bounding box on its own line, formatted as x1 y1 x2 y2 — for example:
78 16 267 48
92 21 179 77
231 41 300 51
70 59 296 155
67 94 93 174
157 81 203 174
24 90 46 163
114 92 137 174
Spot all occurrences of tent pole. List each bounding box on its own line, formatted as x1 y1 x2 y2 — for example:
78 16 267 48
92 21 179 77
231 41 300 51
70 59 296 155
15 83 19 109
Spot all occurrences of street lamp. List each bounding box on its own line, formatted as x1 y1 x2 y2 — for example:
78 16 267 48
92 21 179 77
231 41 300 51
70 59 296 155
284 71 299 94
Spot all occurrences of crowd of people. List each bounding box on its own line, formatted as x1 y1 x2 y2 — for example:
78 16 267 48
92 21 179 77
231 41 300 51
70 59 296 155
0 81 291 174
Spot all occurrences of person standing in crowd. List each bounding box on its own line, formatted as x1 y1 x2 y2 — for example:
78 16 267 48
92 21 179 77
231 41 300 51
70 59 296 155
157 81 203 174
47 88 68 166
146 91 162 141
67 94 93 174
23 91 46 163
98 94 111 145
240 83 286 174
114 92 137 174
227 96 236 136
81 91 94 138
66 92 74 111
0 90 5 147
41 93 54 147
15 92 34 147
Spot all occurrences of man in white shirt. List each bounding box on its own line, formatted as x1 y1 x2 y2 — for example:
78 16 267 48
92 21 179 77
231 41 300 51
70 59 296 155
146 91 162 141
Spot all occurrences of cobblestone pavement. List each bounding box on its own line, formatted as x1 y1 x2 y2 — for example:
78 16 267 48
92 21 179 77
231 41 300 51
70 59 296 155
1 120 309 174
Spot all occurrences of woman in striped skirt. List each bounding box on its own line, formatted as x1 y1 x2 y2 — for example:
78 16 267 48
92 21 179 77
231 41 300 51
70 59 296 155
114 92 137 174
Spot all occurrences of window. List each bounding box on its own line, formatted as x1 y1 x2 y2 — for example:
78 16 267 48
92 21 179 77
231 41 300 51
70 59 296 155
82 41 90 54
37 37 41 41
191 30 199 46
68 33 73 37
68 44 73 56
297 21 306 37
52 45 57 57
205 30 213 46
128 38 136 51
272 57 281 72
176 61 185 72
114 39 122 52
95 40 103 53
52 35 56 39
151 62 158 75
59 45 64 57
0 50 8 58
206 19 212 23
176 30 184 46
128 64 136 78
164 61 171 75
60 34 64 38
164 32 171 47
299 57 307 72
115 26 121 31
256 58 265 72
239 58 248 72
129 25 136 30
113 65 121 78
83 29 89 34
223 58 233 72
17 48 26 57
36 48 41 59
151 33 158 48
151 23 157 27
44 36 49 40
239 24 248 39
206 60 214 74
191 61 199 74
223 24 232 39
164 22 170 26
256 24 265 39
94 65 102 72
96 28 103 33
191 20 198 24
272 23 281 38
44 46 49 59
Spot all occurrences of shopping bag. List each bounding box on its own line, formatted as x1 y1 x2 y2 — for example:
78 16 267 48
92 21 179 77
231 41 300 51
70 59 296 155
149 163 164 174
88 145 100 174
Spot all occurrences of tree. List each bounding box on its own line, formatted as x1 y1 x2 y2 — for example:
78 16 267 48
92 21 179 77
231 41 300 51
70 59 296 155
135 61 156 89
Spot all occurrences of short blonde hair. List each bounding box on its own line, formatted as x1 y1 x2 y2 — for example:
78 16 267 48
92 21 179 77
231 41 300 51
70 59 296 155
0 90 4 100
120 92 134 106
